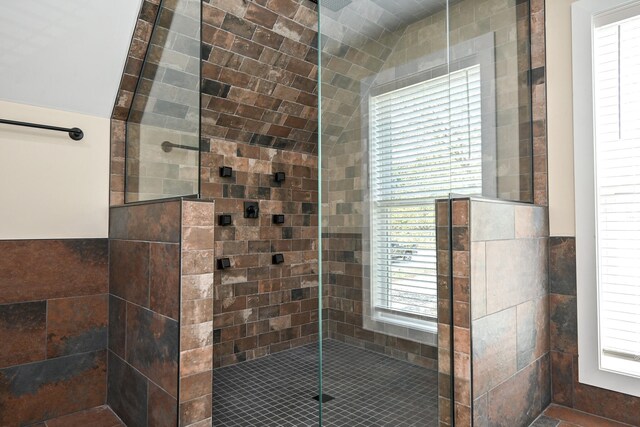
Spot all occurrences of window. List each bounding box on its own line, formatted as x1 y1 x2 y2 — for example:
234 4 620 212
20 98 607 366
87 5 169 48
573 0 640 397
369 65 482 331
594 12 640 378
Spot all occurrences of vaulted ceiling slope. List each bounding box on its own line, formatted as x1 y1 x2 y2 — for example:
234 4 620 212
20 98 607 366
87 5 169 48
0 0 143 118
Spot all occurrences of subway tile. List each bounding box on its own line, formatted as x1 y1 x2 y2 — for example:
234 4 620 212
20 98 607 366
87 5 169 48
179 394 212 426
180 371 212 403
0 301 46 368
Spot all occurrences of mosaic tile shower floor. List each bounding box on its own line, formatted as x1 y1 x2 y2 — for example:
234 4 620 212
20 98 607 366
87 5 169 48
212 340 439 426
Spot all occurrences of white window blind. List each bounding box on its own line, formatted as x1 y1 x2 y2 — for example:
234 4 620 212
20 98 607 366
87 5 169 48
594 14 640 374
369 65 482 324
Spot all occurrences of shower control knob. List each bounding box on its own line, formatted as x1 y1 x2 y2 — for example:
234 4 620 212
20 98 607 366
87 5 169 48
244 201 259 218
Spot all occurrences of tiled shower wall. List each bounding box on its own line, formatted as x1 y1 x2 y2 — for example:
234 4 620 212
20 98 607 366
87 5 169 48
108 200 182 426
437 198 550 427
199 0 320 368
108 198 215 427
468 199 549 427
549 237 640 425
0 240 109 426
111 0 321 368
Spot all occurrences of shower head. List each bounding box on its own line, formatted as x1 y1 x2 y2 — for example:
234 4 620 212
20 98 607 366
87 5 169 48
315 0 352 12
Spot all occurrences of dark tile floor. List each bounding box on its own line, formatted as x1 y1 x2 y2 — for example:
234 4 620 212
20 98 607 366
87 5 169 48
529 404 636 427
212 340 439 426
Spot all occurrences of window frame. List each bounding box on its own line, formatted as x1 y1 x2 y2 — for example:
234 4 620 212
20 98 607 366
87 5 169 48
572 0 640 398
360 33 497 345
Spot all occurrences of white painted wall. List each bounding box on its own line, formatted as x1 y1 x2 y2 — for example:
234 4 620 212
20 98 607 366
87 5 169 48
547 0 577 236
0 0 142 118
0 100 109 239
0 0 143 239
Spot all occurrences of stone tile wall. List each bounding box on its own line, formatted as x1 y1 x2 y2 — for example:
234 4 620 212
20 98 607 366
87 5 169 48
469 199 549 427
0 240 109 426
108 199 215 427
108 200 182 426
549 237 640 426
179 200 215 427
199 0 321 368
437 198 550 427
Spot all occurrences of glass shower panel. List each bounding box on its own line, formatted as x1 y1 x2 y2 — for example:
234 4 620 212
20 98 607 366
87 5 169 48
125 0 201 202
448 0 533 202
319 1 451 425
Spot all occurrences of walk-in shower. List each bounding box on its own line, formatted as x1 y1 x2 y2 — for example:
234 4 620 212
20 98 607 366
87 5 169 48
211 0 534 425
112 0 537 425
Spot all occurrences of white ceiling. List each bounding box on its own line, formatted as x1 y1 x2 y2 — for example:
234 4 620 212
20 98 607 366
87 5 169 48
0 0 143 118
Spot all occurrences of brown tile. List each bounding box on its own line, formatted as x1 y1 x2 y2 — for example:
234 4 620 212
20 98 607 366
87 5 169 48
573 382 640 426
109 295 127 359
544 404 635 427
551 351 574 407
148 381 178 427
180 371 212 403
45 405 124 427
182 227 215 251
150 243 180 320
182 201 215 227
47 294 108 358
0 240 108 304
549 294 577 354
452 200 469 226
109 240 150 307
0 301 46 368
0 350 107 426
107 351 147 427
180 346 213 377
549 237 576 296
179 394 212 426
126 304 179 398
472 307 517 397
109 201 181 242
487 361 543 427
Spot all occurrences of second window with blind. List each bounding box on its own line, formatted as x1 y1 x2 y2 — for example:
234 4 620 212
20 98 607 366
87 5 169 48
368 65 483 335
